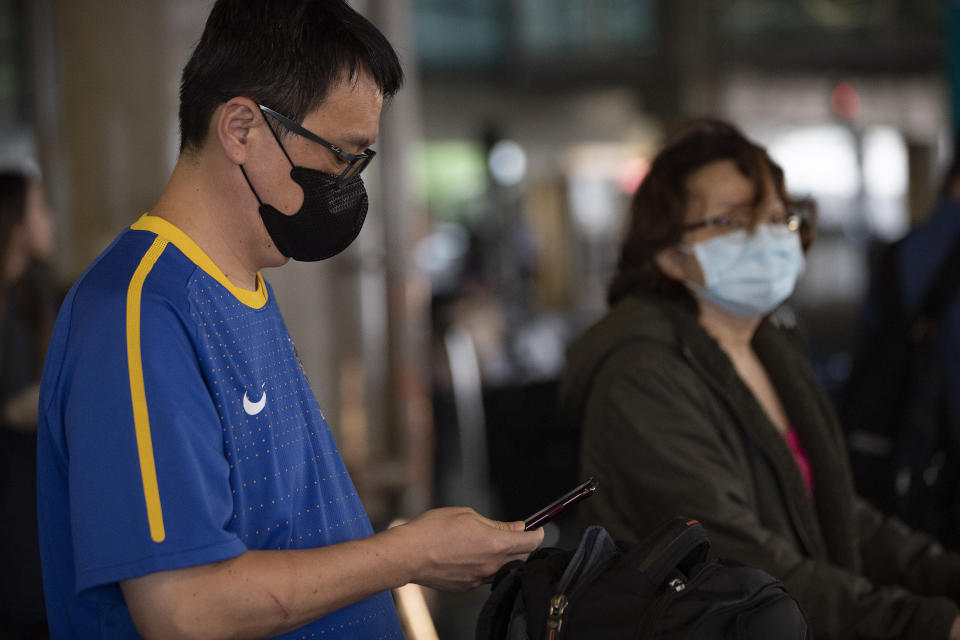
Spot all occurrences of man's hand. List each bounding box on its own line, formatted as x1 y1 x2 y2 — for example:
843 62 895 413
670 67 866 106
950 616 960 640
387 507 544 592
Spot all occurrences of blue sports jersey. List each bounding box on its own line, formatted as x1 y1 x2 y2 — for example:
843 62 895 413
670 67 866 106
37 214 402 639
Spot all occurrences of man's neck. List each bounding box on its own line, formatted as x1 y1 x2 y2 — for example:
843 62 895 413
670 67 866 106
150 153 264 291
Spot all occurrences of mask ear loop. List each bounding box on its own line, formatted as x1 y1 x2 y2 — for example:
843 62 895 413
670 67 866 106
239 108 297 205
239 165 264 206
260 111 295 168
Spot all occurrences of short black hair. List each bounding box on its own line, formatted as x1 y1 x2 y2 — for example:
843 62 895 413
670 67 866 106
179 0 404 153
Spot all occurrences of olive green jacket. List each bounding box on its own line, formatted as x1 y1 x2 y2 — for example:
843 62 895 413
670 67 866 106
560 293 960 639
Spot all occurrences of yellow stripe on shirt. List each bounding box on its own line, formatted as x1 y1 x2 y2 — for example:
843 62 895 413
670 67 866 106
131 214 268 309
126 237 168 543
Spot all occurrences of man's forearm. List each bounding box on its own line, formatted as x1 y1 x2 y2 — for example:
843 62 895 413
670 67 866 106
121 527 413 640
120 506 544 639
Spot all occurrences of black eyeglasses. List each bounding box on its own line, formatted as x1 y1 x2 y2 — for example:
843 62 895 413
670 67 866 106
258 104 376 183
682 210 802 233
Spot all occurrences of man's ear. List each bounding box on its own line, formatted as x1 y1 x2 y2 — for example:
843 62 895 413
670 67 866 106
215 97 261 165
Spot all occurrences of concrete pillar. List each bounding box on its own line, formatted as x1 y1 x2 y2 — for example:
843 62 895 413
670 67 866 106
30 0 213 278
651 0 723 121
364 0 433 518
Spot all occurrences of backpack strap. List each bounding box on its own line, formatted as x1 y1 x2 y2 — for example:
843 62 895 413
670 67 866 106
477 549 573 640
626 516 710 589
475 560 525 640
554 525 617 595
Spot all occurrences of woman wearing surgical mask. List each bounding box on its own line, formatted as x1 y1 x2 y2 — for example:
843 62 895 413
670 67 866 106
559 119 960 640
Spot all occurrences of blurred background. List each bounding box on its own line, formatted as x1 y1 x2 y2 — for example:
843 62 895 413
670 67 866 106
2 0 959 636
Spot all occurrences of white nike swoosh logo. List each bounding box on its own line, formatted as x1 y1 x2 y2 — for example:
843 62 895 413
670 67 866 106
243 385 267 416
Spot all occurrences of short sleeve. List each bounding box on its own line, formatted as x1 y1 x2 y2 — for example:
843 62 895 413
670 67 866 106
65 280 245 593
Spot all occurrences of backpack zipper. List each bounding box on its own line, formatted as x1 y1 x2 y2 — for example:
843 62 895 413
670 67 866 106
636 564 718 639
637 573 687 634
543 527 618 639
546 593 569 640
543 555 617 639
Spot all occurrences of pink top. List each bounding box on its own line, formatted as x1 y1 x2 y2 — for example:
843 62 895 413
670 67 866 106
785 427 814 497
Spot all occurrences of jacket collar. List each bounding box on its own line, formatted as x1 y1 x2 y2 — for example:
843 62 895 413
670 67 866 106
752 323 860 570
651 295 859 568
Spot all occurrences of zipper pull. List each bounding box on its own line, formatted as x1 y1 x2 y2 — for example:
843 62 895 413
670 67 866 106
667 577 686 593
546 593 569 640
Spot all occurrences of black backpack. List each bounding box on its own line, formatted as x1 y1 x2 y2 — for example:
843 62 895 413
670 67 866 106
840 234 960 546
476 517 810 640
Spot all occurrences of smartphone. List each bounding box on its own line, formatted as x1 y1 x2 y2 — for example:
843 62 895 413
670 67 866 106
523 477 599 531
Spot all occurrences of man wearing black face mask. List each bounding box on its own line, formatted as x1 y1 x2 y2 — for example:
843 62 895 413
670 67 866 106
35 2 544 639
241 104 374 262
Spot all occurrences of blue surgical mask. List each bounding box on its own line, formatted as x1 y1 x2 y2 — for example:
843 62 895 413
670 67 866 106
683 224 805 317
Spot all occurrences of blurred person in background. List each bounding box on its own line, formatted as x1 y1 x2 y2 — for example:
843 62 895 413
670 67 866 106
842 136 960 550
0 169 57 639
35 1 542 639
560 119 960 639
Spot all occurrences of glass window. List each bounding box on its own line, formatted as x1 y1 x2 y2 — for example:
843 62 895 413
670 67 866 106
414 0 508 71
515 0 657 56
414 0 657 71
717 0 943 37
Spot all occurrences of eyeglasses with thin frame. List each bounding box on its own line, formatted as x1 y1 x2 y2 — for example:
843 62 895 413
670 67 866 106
258 104 376 184
682 210 802 234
